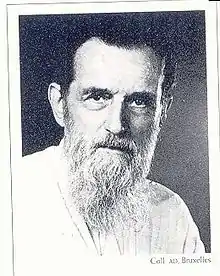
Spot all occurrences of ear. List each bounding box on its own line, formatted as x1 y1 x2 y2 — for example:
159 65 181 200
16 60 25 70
159 95 173 128
48 82 65 127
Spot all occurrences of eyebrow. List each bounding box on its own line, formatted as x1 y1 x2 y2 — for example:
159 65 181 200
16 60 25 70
81 87 157 100
125 91 157 101
81 87 112 96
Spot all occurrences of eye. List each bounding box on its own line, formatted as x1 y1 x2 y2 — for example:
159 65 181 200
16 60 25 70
130 98 149 108
88 93 112 102
82 88 113 110
125 92 157 112
91 94 103 101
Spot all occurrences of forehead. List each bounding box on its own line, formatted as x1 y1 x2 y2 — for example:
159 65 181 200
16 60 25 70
73 38 162 93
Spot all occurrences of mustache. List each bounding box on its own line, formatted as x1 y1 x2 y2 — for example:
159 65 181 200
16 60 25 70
93 134 137 156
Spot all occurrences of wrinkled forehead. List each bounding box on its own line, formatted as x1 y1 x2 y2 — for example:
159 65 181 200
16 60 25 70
73 38 163 93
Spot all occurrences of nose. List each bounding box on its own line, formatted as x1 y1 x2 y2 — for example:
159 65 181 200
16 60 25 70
104 98 127 135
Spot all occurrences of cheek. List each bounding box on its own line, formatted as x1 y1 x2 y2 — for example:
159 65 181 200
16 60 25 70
129 113 154 133
67 103 108 133
128 109 161 138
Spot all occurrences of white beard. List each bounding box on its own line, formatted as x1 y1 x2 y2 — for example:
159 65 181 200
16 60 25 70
63 119 160 234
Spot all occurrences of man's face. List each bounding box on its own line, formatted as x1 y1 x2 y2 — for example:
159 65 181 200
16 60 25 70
65 38 163 152
61 38 165 231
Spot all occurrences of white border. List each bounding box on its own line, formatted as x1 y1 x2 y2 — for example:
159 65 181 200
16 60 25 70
7 0 210 15
5 1 220 276
0 2 13 276
206 1 220 266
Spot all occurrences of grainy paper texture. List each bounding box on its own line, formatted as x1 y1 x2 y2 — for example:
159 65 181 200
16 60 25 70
3 1 220 276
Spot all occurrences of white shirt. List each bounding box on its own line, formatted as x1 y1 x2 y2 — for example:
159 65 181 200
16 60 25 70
13 143 205 275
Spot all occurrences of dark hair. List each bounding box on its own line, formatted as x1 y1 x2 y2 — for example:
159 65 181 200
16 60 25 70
23 13 177 98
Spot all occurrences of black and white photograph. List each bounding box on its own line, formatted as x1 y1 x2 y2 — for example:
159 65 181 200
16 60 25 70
5 1 220 275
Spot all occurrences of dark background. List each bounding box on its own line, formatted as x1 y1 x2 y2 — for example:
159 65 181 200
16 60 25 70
19 11 210 252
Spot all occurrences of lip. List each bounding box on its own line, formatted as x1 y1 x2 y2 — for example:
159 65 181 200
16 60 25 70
98 146 131 155
98 146 124 152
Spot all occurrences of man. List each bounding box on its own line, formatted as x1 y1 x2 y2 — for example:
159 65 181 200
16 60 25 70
14 27 205 271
